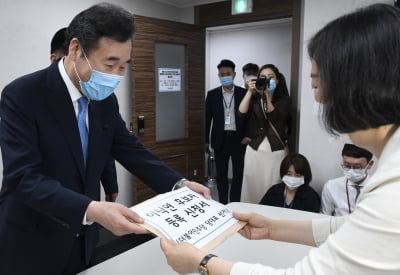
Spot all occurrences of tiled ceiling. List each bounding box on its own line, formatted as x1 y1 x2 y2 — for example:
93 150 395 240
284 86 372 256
154 0 228 8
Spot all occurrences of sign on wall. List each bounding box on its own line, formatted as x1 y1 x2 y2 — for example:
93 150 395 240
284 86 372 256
158 68 181 92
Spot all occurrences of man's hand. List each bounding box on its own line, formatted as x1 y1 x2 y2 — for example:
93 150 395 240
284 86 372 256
183 180 212 200
86 201 149 236
241 137 251 144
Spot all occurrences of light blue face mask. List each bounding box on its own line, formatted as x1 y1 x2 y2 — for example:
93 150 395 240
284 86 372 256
267 79 277 93
220 76 234 87
74 49 123 101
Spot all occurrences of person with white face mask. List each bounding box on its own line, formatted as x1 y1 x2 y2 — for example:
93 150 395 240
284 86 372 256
0 4 211 274
241 63 259 90
205 59 248 204
161 5 400 274
259 153 320 213
239 64 292 204
321 143 374 216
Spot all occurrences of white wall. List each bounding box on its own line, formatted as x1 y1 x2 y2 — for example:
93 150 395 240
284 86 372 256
0 0 192 206
298 0 390 193
206 19 292 92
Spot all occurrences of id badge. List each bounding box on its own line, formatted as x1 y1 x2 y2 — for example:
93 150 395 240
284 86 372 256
225 116 231 125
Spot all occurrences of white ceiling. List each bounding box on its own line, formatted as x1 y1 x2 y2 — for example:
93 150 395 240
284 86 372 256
154 0 228 8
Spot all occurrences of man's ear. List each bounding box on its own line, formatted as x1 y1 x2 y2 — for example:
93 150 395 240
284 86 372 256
68 38 82 61
50 53 57 64
367 160 374 169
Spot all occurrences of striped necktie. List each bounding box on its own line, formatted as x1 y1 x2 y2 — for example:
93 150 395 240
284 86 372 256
353 184 362 202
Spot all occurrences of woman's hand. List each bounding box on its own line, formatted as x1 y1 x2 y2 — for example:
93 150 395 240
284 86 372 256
234 212 316 246
233 212 273 240
247 79 259 95
160 239 205 274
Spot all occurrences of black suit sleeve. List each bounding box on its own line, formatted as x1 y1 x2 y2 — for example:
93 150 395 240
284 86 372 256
100 157 118 194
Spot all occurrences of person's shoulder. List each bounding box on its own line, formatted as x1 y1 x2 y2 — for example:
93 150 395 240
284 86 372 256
2 67 49 96
323 176 345 192
269 182 285 192
234 85 246 93
297 184 317 196
327 176 345 184
279 95 291 103
306 185 319 196
207 86 222 94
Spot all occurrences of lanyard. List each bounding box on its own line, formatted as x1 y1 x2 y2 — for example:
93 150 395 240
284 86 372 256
283 199 293 209
283 188 294 209
345 179 352 214
223 92 234 115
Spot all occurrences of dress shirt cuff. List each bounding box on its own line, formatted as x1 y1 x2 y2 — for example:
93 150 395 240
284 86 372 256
312 216 348 246
82 209 94 225
172 178 187 191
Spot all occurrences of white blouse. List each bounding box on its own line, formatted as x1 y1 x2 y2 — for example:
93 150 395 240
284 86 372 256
231 127 400 275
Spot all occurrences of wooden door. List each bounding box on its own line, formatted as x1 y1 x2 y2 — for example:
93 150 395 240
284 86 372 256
131 15 205 204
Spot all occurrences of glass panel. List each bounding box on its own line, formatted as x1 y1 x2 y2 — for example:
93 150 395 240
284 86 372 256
155 43 186 141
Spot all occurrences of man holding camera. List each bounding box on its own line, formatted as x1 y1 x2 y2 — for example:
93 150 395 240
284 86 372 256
205 59 248 204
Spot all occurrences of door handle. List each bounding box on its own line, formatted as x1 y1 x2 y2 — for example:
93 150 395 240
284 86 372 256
138 115 145 135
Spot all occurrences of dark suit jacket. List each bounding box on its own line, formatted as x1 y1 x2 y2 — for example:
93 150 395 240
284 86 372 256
259 182 321 213
101 157 118 194
0 62 182 274
205 85 247 151
240 93 291 152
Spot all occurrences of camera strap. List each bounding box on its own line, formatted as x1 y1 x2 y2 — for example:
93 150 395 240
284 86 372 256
260 98 286 149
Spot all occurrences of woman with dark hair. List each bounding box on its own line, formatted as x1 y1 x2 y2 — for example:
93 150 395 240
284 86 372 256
161 4 400 274
239 64 291 203
259 153 320 213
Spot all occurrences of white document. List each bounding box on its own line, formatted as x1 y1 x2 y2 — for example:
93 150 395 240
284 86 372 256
130 187 246 251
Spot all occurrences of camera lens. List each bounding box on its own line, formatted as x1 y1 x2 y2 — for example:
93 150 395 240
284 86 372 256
255 76 269 90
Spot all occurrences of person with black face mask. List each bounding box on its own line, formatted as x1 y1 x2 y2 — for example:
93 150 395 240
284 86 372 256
321 143 374 216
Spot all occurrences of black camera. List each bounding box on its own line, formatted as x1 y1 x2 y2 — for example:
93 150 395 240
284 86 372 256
255 76 270 90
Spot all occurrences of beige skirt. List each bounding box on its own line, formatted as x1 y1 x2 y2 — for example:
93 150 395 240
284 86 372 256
240 137 286 203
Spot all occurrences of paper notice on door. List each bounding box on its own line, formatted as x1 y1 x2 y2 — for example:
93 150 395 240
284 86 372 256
130 187 246 252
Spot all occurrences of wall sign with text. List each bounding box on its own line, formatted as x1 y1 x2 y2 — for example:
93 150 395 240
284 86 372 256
158 68 181 92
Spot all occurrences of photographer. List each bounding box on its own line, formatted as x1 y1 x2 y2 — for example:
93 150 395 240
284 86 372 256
238 64 291 203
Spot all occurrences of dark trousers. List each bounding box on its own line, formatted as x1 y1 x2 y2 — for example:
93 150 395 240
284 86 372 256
214 131 245 204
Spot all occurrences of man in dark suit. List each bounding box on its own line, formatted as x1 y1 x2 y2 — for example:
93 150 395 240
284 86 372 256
0 4 210 275
205 59 247 204
50 27 119 202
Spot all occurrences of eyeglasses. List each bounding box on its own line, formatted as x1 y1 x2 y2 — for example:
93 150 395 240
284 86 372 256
340 163 366 172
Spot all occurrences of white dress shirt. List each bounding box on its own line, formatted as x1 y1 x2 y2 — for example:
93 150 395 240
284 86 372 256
58 59 92 225
222 87 236 131
320 175 369 216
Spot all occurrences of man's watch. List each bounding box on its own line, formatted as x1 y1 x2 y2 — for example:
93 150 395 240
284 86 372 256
198 254 217 275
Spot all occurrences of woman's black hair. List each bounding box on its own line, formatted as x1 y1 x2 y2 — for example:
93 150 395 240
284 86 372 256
280 153 312 185
308 4 400 135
